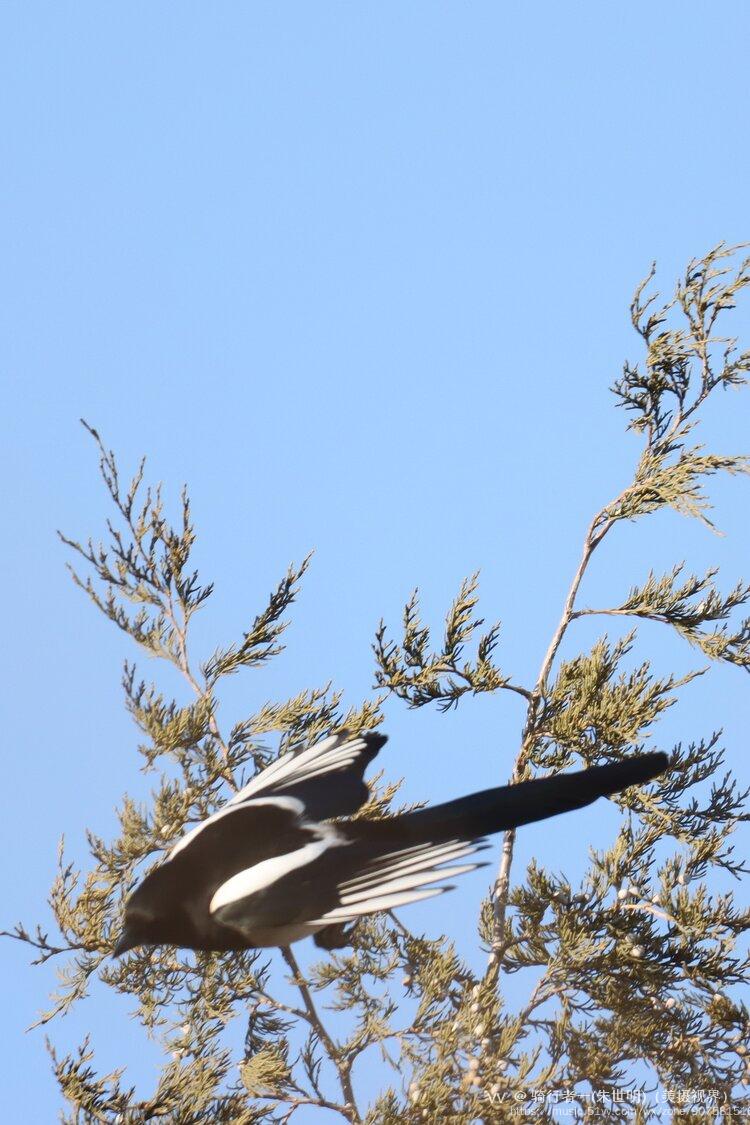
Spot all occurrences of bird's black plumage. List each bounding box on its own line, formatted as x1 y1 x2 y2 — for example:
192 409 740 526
113 733 668 955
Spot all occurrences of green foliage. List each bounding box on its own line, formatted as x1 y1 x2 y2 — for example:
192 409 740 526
607 243 750 532
533 633 701 771
374 575 524 711
202 557 313 686
594 565 750 672
613 245 750 444
240 1043 293 1099
5 244 750 1121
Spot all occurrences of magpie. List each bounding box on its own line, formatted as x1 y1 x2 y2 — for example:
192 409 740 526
113 732 667 955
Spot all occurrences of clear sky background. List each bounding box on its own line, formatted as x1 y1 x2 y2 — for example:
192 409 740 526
2 3 749 1119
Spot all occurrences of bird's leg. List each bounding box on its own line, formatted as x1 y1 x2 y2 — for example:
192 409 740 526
313 922 359 950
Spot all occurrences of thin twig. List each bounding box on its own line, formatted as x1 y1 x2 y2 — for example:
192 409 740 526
254 1091 350 1119
488 511 614 969
160 586 234 777
280 946 360 1123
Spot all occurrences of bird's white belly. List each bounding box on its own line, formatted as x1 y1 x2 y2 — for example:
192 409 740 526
248 922 325 947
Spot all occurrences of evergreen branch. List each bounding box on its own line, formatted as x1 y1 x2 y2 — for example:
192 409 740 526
612 243 750 451
0 924 89 966
202 556 313 686
601 443 750 530
59 422 214 668
572 563 750 672
374 575 529 710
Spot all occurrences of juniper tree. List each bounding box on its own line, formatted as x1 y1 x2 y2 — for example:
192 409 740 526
4 243 750 1122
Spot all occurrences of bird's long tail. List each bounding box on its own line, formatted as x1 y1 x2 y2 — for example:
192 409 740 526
383 751 668 845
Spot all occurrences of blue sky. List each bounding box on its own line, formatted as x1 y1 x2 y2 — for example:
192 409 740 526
2 2 749 1118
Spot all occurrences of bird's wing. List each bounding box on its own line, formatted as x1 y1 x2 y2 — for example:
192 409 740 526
226 731 387 819
305 834 491 924
125 796 326 951
209 817 489 939
165 793 309 868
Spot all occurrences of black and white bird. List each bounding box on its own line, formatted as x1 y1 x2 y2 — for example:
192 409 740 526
113 732 667 956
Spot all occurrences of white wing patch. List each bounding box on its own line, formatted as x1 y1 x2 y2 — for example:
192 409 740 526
310 837 489 924
167 796 305 861
228 733 372 805
209 824 341 914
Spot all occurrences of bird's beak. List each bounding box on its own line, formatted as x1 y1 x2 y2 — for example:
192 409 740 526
112 928 138 957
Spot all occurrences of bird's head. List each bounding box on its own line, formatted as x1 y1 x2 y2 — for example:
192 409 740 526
113 853 189 956
112 907 160 957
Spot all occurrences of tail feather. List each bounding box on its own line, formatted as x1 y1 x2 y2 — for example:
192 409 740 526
387 751 669 846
